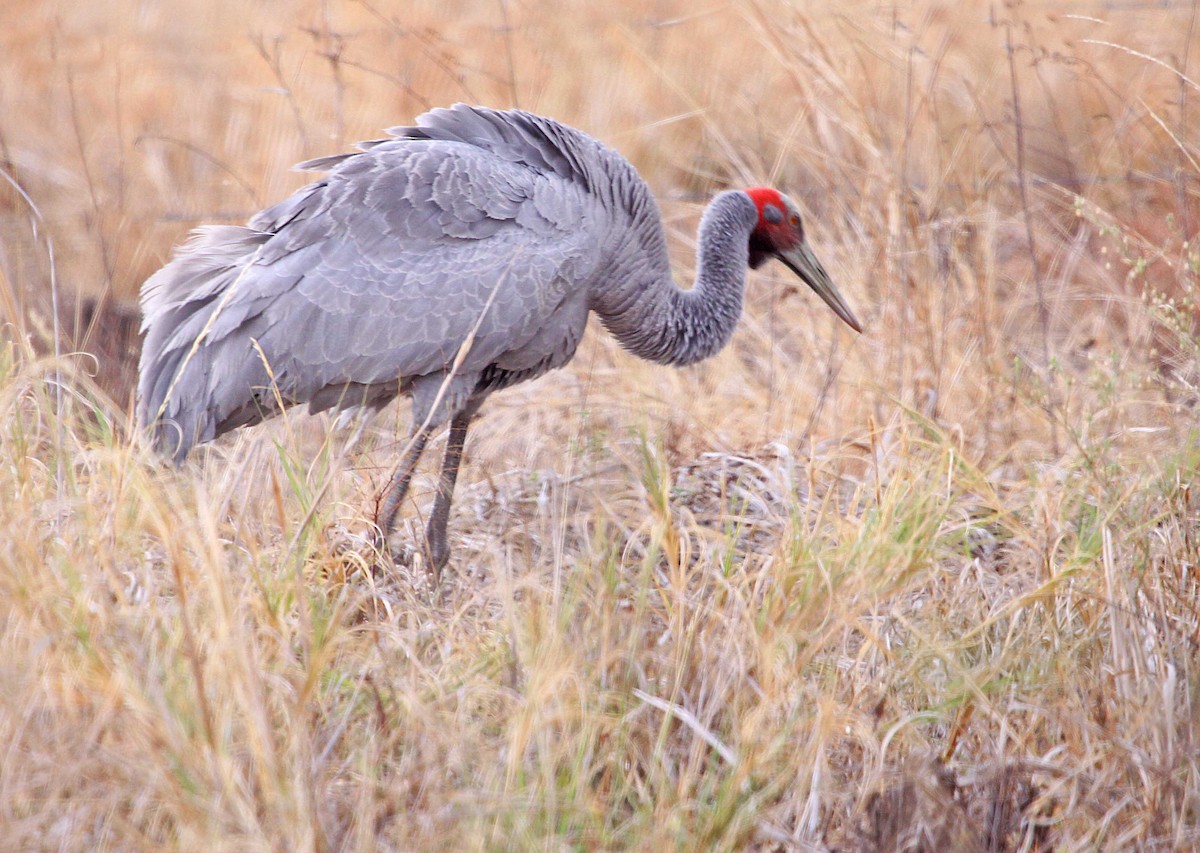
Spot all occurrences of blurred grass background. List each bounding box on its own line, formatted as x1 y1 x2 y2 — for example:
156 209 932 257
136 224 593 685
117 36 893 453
1 0 1198 849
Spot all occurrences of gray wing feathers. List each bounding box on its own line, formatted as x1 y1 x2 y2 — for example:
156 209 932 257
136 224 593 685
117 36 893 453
137 105 607 461
389 104 594 188
137 225 276 459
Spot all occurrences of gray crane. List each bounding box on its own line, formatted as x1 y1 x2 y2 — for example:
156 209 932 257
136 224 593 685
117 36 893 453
137 104 862 570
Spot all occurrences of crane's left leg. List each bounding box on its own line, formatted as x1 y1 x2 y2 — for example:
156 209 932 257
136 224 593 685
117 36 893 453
374 425 433 551
424 408 471 574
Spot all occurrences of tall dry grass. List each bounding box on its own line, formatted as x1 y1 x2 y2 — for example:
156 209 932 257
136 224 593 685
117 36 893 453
1 0 1198 848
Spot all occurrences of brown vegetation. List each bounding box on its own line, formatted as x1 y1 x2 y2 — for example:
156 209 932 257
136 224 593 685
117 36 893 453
1 0 1198 848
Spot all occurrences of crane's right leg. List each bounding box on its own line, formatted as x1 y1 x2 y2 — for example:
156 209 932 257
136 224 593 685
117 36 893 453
424 408 472 574
374 426 433 550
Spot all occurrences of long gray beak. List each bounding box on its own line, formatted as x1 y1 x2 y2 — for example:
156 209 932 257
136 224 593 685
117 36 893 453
778 240 863 334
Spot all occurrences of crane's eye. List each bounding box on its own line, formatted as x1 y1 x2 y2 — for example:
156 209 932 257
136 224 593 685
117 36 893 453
788 213 801 228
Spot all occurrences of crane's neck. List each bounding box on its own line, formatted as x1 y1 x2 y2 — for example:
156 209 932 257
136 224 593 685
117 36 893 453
593 190 757 366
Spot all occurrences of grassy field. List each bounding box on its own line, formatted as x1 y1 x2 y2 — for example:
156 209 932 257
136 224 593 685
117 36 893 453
2 0 1199 848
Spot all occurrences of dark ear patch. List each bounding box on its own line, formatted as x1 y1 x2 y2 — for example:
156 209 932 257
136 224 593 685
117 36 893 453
763 204 783 224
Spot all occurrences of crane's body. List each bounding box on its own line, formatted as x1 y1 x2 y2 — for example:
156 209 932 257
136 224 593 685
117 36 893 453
138 104 861 569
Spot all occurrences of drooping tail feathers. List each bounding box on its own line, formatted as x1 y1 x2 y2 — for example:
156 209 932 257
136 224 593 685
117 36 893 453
136 225 274 463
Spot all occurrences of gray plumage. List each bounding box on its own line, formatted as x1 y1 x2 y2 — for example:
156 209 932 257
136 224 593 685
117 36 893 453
137 104 861 569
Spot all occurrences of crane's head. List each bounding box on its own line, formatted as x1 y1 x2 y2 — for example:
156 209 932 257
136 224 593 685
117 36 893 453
745 187 863 333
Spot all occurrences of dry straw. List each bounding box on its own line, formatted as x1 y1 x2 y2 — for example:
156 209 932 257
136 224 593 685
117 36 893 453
0 0 1197 848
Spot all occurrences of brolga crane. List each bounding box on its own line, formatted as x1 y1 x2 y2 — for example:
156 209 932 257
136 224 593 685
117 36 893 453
137 104 862 571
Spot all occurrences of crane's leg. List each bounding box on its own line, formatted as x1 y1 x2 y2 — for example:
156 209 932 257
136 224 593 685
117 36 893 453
424 408 472 574
374 425 433 550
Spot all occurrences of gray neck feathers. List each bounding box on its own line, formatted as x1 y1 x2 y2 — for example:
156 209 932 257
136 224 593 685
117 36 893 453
593 189 756 366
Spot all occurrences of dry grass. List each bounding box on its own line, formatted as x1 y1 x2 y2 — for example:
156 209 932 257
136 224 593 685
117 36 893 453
2 0 1199 849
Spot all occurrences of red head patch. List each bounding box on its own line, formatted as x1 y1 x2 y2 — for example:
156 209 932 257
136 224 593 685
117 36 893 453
746 187 786 224
745 186 803 260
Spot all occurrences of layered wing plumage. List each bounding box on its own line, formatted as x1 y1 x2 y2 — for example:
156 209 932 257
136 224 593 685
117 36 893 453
137 105 614 460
